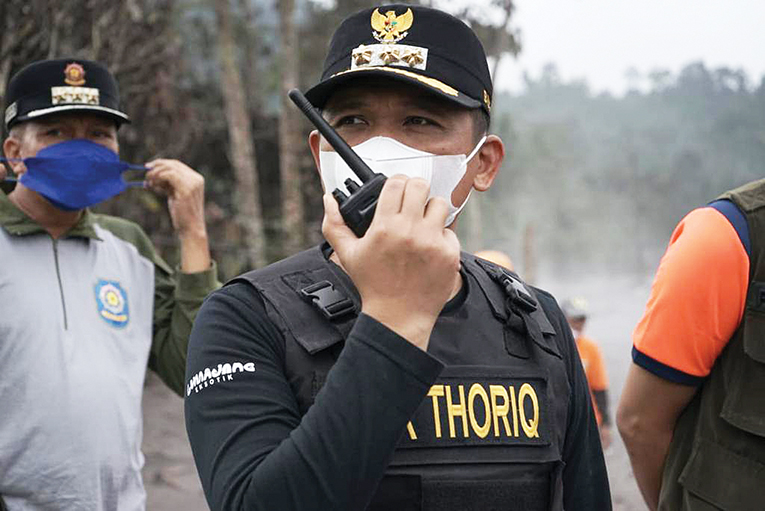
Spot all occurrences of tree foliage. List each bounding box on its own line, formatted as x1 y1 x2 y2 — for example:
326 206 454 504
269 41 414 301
472 62 765 279
7 1 755 285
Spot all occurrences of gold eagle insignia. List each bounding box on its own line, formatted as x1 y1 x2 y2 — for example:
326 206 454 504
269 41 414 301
371 8 414 43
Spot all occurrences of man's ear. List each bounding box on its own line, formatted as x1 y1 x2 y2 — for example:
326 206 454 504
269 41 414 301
471 134 504 192
2 135 26 176
308 130 322 177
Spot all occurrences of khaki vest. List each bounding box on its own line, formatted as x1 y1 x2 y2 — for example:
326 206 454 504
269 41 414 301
659 179 765 510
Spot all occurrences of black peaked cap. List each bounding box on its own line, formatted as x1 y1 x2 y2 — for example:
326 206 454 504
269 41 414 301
4 58 129 129
305 4 493 115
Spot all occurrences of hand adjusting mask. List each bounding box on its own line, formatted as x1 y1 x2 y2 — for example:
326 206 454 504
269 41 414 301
319 135 487 227
1 139 146 211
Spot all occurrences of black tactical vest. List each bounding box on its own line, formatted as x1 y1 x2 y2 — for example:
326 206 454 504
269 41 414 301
234 245 572 511
659 179 765 510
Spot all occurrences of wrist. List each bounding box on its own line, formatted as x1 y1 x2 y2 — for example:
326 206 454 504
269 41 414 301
361 302 437 351
177 226 209 244
178 231 212 274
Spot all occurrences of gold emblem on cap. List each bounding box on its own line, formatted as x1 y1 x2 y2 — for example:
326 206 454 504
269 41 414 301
352 46 373 66
64 62 86 86
51 86 100 105
402 49 424 68
379 47 400 65
350 44 428 71
483 90 492 111
371 8 414 44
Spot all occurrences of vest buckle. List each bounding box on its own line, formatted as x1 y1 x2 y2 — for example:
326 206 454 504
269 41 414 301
474 257 538 313
300 280 356 320
499 273 537 313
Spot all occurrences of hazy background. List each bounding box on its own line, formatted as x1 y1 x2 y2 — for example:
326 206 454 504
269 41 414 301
2 0 763 509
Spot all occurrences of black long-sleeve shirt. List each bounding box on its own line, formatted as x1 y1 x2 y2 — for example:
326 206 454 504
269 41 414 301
184 280 611 510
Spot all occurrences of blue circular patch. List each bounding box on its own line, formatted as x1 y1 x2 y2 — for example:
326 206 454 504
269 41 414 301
94 280 129 328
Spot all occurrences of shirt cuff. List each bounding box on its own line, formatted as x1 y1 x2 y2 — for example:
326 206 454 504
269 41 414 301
632 346 705 386
351 313 444 387
175 260 221 301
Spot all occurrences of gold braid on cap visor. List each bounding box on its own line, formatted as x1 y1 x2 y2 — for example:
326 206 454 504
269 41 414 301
330 66 460 97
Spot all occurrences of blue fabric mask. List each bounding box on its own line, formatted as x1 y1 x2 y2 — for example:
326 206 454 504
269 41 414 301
1 139 146 211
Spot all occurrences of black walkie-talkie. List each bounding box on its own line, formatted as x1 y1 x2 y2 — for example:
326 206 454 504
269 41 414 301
288 89 386 237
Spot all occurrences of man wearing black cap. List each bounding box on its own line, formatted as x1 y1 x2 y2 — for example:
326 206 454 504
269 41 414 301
0 59 219 509
185 5 610 510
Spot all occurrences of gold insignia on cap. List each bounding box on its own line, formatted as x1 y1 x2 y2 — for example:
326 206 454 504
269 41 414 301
51 86 100 105
379 47 400 65
371 8 414 44
350 44 428 71
64 62 86 86
483 90 491 111
352 46 373 66
402 49 424 68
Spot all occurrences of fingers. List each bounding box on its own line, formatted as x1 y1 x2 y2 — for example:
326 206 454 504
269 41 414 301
400 177 430 217
322 193 358 253
143 159 204 197
375 175 407 216
424 196 450 228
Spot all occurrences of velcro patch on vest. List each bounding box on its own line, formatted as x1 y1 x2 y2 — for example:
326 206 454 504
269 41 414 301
398 366 550 449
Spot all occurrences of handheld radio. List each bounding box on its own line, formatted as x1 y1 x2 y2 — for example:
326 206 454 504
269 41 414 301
288 89 386 237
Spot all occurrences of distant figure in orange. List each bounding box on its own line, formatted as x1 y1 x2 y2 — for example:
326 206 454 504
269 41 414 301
563 297 612 449
474 249 514 272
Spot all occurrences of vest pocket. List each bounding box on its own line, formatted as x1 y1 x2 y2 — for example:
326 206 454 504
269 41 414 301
366 473 556 511
720 310 765 437
678 438 765 511
367 475 421 511
742 310 765 364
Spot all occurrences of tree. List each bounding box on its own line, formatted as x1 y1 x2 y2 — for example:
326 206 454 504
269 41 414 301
214 0 267 268
278 0 305 255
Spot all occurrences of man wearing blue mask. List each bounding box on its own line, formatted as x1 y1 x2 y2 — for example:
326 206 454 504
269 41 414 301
0 59 219 510
185 5 610 511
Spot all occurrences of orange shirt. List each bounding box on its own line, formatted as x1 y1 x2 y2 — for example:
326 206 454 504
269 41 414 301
632 207 749 384
576 334 608 424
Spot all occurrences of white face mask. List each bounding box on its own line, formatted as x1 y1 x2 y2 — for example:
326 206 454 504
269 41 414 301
319 135 487 226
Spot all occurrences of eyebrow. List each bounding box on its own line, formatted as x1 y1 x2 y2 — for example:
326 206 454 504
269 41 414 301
323 99 367 117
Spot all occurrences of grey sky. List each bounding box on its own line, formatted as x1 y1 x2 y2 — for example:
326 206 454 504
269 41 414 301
496 0 765 94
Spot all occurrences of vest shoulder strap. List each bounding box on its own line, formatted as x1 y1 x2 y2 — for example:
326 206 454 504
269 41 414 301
463 253 561 358
230 245 358 354
718 178 765 214
463 253 555 333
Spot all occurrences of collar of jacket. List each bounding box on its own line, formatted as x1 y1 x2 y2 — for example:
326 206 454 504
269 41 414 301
0 191 101 240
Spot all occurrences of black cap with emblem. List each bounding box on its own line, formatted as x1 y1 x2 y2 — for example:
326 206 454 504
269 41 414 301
4 58 130 130
305 4 493 116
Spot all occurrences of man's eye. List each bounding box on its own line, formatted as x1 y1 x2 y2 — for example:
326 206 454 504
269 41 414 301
405 116 436 126
335 116 365 127
45 129 62 137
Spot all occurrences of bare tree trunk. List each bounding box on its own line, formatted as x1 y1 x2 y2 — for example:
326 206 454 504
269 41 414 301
238 0 264 117
277 0 305 255
490 0 515 88
214 0 266 268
